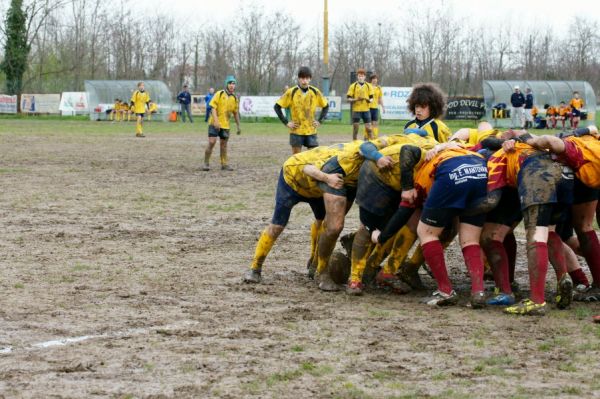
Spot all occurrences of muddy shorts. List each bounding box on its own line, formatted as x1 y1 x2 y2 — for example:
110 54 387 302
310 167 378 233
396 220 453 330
355 162 399 216
517 154 563 210
271 170 325 226
572 177 599 204
486 188 523 227
290 133 318 148
352 111 371 124
208 125 230 140
359 206 395 232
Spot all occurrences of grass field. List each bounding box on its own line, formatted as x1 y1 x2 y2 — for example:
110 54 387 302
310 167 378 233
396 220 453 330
1 117 600 398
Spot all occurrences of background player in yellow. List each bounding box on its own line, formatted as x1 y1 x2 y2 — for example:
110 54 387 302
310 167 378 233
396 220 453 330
109 98 121 122
130 81 151 137
403 83 450 143
274 67 329 154
366 74 385 139
347 68 374 140
203 75 241 171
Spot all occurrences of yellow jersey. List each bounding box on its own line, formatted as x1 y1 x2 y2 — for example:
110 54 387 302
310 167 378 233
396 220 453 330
130 90 150 114
404 118 450 143
347 82 374 112
466 128 501 146
209 89 239 130
370 85 383 110
276 85 328 135
282 146 339 198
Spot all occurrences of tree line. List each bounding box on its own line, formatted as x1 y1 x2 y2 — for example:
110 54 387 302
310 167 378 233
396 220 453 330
1 0 599 99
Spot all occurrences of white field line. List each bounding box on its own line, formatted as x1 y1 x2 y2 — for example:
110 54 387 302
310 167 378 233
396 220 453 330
0 321 199 355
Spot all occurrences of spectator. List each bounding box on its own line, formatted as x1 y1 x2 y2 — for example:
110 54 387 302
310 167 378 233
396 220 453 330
177 84 193 123
524 88 534 129
510 85 525 129
205 87 215 122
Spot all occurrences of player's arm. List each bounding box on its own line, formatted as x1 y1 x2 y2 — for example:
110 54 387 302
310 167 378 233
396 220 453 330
303 164 344 189
359 141 393 169
274 103 289 126
449 128 470 142
317 104 329 124
379 91 385 112
399 145 423 204
233 103 241 135
376 206 416 244
211 107 220 129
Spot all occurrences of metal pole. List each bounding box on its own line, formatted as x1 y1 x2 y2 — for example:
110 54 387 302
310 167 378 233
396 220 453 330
322 0 330 96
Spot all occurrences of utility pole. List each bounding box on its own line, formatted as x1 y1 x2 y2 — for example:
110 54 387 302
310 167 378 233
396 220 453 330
322 0 330 95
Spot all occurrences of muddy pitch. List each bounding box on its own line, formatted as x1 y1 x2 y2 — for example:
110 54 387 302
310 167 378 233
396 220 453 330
1 121 599 398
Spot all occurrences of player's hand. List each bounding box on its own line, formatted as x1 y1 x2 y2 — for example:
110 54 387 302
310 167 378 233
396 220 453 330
401 189 417 205
326 173 344 190
502 139 516 152
376 155 394 170
213 122 221 130
287 121 299 129
371 229 381 244
312 120 320 128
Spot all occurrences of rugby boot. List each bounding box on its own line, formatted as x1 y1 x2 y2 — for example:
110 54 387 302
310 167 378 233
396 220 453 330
375 271 411 294
397 263 425 290
202 164 210 171
307 257 317 280
221 165 234 171
346 281 364 296
573 285 600 302
555 274 573 310
243 269 262 284
504 299 546 316
470 291 487 309
317 271 340 292
422 290 458 307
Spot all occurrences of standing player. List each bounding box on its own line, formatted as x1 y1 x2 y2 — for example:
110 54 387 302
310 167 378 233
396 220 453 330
558 101 570 131
130 82 151 137
274 67 329 154
569 91 584 129
347 69 374 140
367 74 385 139
203 76 241 171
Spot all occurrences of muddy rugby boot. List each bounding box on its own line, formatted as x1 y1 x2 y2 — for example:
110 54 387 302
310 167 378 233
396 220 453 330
346 281 364 296
307 257 317 280
317 271 340 292
470 291 487 309
573 285 600 302
504 299 546 316
422 290 458 307
555 274 573 310
375 271 411 294
221 165 234 171
243 269 262 284
397 263 425 290
202 164 210 171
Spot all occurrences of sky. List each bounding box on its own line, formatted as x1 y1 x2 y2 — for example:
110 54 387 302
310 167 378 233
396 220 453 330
140 0 595 34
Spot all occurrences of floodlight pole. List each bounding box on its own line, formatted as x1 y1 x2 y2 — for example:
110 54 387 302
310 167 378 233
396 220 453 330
322 0 330 96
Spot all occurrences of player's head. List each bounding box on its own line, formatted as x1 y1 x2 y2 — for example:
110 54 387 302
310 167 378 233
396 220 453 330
544 103 549 109
560 101 566 105
115 98 120 103
297 66 312 88
406 82 447 120
209 87 214 94
514 85 520 93
138 81 145 92
225 76 236 92
573 91 580 98
369 73 378 85
477 121 493 132
357 68 366 83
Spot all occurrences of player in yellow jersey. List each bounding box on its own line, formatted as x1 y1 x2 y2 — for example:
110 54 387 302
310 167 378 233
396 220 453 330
147 102 158 121
366 74 385 139
347 68 374 140
274 67 329 154
109 99 121 122
403 83 450 143
203 75 241 171
130 82 151 137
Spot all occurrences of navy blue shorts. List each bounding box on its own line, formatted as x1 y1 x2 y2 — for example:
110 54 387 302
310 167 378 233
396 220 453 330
370 108 379 122
290 133 318 148
517 154 563 209
352 111 371 124
424 155 488 210
208 125 230 139
271 170 325 226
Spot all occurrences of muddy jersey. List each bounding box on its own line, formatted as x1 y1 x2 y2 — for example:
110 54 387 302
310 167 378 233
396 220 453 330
557 135 600 189
276 85 328 135
370 85 383 110
208 89 239 129
466 128 501 146
487 142 544 191
347 82 374 112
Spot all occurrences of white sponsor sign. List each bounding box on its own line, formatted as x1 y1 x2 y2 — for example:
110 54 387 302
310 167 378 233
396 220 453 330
0 95 17 114
59 92 89 114
381 86 413 120
325 96 342 120
239 96 279 117
21 94 61 114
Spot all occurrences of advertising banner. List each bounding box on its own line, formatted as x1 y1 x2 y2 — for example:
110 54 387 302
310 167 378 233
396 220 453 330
380 87 413 120
239 96 279 117
446 97 486 120
59 92 89 114
0 95 17 114
21 94 61 114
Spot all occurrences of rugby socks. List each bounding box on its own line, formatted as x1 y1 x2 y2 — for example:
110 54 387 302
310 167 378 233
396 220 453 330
422 240 452 295
316 223 338 275
569 269 590 287
220 146 228 167
527 242 549 304
204 148 212 166
579 230 600 286
504 232 517 283
136 119 143 135
383 227 417 274
462 244 485 293
308 221 319 266
251 230 276 271
349 229 373 283
483 240 512 293
547 231 567 280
